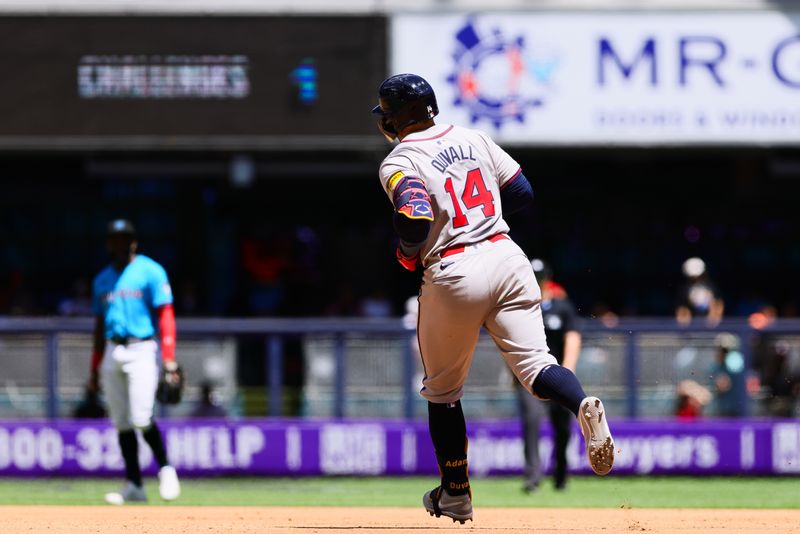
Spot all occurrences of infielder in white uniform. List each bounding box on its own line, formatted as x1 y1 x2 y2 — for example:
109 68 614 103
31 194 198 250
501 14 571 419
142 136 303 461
372 74 614 523
88 220 181 504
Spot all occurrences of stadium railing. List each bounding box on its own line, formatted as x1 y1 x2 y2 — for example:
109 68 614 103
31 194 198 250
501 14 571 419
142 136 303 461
0 316 797 420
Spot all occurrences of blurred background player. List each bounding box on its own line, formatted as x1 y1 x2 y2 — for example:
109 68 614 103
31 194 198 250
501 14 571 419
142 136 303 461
676 257 724 327
88 219 181 504
372 73 614 524
674 380 712 420
515 259 581 493
761 340 800 417
190 381 228 418
709 333 758 417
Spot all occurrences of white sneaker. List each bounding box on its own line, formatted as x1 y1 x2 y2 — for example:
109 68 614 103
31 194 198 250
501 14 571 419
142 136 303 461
158 465 181 501
104 482 147 505
578 396 615 476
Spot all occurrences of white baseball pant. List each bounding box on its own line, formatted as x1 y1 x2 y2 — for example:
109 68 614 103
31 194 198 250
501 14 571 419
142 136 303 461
417 237 557 404
100 339 159 430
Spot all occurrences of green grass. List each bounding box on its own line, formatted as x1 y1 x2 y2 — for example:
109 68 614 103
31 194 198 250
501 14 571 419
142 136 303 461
0 476 797 508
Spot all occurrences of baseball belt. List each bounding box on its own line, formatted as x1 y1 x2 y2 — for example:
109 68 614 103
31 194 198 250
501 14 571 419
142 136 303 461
441 233 509 259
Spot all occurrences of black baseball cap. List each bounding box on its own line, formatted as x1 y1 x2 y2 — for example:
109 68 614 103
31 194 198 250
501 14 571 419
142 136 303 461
107 219 137 237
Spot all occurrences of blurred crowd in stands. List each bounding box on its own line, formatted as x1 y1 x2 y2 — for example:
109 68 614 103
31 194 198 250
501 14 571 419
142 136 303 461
3 150 800 321
0 227 797 323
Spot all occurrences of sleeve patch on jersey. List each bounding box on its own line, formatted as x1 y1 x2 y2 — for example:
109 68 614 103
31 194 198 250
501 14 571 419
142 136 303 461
386 171 405 192
398 199 434 220
393 176 434 222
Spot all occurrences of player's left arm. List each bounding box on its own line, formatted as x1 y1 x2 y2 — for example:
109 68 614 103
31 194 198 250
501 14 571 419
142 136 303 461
500 170 533 216
560 299 582 373
149 264 178 370
562 331 582 373
157 304 177 370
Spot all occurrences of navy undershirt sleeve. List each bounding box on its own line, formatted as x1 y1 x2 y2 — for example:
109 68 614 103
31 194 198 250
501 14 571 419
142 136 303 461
393 213 431 251
500 172 533 216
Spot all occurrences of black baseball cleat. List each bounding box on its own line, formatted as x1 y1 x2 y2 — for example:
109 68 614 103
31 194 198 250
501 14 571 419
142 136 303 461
423 486 473 524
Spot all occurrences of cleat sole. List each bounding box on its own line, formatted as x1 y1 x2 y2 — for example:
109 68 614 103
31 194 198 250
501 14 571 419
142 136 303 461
579 397 615 476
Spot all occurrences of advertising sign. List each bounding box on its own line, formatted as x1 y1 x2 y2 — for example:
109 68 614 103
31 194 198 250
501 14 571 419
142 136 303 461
0 418 797 477
392 12 800 144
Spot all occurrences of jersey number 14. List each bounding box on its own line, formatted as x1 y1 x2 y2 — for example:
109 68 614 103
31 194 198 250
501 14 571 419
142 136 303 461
444 168 496 228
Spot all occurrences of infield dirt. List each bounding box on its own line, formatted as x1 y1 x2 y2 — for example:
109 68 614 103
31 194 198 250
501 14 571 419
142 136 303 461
2 506 798 533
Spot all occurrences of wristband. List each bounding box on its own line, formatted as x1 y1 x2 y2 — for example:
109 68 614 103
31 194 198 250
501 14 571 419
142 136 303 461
396 246 420 271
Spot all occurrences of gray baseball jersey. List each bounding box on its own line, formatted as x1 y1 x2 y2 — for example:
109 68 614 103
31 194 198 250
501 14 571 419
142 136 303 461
380 123 521 268
378 123 558 404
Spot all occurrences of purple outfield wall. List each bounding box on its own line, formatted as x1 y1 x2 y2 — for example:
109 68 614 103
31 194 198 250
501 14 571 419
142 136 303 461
0 419 799 477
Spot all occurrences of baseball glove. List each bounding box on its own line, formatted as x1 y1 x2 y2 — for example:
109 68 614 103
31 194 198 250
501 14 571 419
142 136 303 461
156 362 184 405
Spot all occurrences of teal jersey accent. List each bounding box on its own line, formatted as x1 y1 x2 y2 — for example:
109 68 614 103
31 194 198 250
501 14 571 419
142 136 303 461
92 255 173 339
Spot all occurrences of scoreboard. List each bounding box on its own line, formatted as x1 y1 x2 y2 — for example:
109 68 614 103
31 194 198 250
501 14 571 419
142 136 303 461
0 16 387 148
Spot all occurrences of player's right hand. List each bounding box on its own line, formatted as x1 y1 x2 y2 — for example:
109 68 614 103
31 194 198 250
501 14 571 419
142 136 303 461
396 246 420 271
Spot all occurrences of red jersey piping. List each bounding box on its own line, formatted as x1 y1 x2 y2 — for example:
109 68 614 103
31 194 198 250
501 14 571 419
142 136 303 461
500 168 523 190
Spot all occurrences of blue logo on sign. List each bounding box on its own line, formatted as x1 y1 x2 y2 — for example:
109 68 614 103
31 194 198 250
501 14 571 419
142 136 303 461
447 19 558 128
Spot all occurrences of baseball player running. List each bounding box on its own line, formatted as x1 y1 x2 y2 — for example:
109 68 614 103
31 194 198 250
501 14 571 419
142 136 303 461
88 220 181 504
372 74 614 523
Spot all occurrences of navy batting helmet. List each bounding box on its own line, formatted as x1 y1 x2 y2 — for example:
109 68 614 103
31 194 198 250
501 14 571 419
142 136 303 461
371 73 439 141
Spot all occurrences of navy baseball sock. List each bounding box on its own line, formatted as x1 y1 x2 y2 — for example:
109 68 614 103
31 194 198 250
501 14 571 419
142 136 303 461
531 365 586 417
428 400 470 496
118 430 142 487
142 423 169 468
